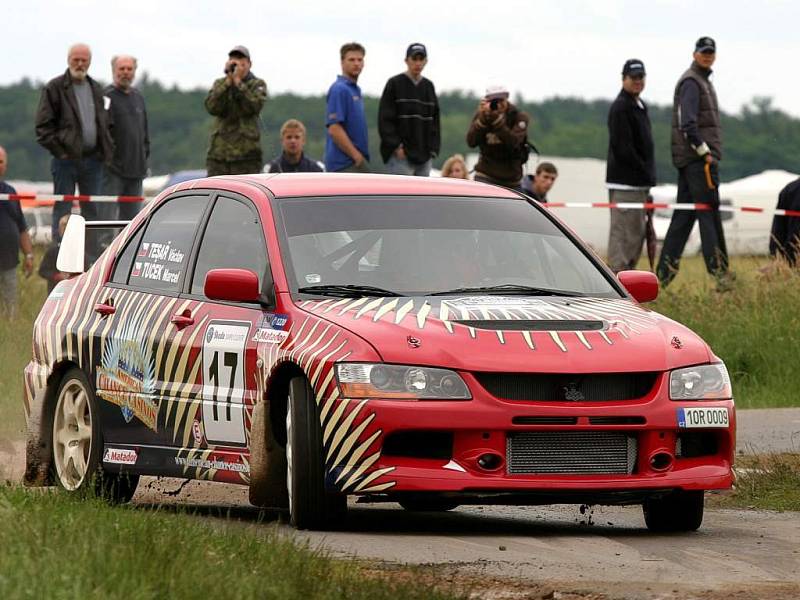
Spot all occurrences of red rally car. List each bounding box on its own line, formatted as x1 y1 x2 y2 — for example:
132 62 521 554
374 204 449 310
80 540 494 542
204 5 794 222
23 174 735 531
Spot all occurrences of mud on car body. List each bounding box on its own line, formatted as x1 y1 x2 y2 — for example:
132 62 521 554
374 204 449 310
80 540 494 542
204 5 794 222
23 173 735 531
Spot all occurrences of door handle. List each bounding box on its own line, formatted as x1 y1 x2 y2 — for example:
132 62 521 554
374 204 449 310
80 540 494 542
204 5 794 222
170 310 194 329
94 302 116 316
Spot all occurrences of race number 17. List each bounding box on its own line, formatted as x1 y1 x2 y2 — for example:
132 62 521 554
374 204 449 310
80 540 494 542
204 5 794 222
202 322 249 445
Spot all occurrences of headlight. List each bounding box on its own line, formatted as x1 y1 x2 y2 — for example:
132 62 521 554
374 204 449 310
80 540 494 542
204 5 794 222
335 363 471 400
669 363 732 400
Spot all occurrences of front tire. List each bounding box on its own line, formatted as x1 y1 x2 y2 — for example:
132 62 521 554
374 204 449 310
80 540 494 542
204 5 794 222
286 376 346 529
643 491 704 532
50 368 139 503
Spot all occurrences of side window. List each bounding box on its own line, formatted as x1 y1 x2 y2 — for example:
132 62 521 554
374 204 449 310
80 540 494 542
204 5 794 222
128 195 207 293
110 226 144 285
191 196 268 297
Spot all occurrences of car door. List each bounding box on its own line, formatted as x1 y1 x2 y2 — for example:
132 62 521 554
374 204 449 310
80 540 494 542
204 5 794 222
174 192 271 479
96 192 210 461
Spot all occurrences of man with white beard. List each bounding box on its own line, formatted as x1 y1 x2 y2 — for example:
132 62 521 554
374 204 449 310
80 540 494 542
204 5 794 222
103 55 150 220
35 43 113 244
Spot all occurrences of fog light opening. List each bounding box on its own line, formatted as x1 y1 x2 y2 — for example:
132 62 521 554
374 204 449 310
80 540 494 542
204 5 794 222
649 452 674 472
476 453 503 471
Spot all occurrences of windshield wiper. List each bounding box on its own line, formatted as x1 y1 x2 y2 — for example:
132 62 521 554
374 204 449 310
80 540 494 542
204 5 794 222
429 284 583 297
297 284 402 298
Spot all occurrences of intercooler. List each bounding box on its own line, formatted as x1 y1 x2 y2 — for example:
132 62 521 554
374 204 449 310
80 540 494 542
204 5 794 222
506 431 637 474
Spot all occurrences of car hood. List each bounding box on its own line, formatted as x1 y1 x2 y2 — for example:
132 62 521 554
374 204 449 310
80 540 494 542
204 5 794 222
297 296 711 373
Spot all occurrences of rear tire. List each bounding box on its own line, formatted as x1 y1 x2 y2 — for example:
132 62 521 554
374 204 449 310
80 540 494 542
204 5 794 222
286 376 346 529
643 490 704 532
50 368 139 503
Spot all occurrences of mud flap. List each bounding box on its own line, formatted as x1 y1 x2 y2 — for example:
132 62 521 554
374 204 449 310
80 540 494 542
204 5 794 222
248 400 289 508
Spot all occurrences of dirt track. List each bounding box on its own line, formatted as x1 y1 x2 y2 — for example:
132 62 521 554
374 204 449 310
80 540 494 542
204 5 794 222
2 410 799 600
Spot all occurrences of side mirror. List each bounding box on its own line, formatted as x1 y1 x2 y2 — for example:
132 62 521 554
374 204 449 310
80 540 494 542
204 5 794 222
204 268 261 303
56 214 85 274
617 270 659 303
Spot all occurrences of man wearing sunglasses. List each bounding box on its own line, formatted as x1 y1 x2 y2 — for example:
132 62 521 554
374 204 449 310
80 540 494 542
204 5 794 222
605 59 655 273
657 37 731 288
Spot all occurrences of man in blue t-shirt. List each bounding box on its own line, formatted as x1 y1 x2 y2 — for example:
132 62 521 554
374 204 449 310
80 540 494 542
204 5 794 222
324 43 370 172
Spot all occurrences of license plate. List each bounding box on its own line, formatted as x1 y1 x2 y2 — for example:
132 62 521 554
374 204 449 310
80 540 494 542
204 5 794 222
677 407 729 428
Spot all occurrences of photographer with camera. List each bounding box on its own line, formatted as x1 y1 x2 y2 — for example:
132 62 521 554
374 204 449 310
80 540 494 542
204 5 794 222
466 85 530 190
204 45 267 176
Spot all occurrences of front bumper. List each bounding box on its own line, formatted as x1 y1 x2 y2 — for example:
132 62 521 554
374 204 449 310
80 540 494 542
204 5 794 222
332 372 735 498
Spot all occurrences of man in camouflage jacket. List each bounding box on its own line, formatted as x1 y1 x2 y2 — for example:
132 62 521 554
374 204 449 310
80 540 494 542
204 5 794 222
205 46 267 176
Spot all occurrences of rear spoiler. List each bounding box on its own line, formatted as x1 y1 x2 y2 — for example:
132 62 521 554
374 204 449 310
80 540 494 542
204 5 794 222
56 215 131 274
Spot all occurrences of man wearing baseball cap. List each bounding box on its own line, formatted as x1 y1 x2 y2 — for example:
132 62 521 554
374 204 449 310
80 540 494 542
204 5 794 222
204 45 267 176
605 59 656 273
378 43 440 176
466 84 530 189
657 36 731 288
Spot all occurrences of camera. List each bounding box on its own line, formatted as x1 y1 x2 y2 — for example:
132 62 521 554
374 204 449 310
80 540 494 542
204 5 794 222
224 62 237 75
489 98 500 110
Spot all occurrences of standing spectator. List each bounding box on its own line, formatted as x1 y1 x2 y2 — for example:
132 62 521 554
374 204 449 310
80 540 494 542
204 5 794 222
769 177 800 266
441 154 469 179
205 46 267 176
39 215 70 293
104 54 150 220
378 43 440 176
325 43 370 173
0 146 34 317
605 59 656 273
35 43 113 242
522 162 559 202
264 119 323 173
466 85 530 190
656 37 731 288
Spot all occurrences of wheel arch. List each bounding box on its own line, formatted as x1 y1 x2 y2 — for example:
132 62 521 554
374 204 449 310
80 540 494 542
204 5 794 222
24 359 81 486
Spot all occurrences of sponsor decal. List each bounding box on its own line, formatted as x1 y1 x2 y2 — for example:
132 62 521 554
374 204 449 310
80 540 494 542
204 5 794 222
97 313 159 431
174 456 249 473
131 262 142 278
103 447 138 465
205 325 247 344
192 420 204 444
252 328 289 344
671 336 683 349
443 296 549 311
137 242 150 257
270 314 289 330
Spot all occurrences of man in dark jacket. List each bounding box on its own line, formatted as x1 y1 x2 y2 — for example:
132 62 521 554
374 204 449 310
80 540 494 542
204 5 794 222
205 46 267 176
264 119 323 173
769 178 800 265
0 146 34 317
103 54 150 220
466 85 530 190
656 37 731 288
606 59 656 273
35 43 113 242
378 43 440 176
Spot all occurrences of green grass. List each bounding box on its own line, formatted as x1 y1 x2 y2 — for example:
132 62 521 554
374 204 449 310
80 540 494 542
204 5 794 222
0 485 462 600
710 454 800 511
650 256 800 408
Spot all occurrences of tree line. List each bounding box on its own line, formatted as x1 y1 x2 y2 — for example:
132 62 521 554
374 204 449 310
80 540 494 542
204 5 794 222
1 76 798 183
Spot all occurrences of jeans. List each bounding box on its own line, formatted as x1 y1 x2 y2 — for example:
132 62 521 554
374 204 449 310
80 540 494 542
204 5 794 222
103 171 144 221
656 161 729 286
51 156 103 241
0 268 17 317
386 155 432 176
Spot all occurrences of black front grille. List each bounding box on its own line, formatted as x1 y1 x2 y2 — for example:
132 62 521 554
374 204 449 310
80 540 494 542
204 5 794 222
475 372 658 401
507 431 637 474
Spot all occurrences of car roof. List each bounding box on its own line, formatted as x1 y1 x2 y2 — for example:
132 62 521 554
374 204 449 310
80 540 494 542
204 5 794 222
180 173 524 200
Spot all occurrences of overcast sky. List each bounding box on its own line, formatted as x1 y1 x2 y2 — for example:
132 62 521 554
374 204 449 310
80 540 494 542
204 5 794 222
7 0 799 116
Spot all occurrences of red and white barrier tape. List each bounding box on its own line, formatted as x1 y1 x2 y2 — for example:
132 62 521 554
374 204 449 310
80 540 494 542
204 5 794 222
542 201 800 217
0 193 145 204
3 193 800 218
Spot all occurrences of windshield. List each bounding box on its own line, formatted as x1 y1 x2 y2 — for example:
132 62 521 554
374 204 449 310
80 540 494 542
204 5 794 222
276 196 620 298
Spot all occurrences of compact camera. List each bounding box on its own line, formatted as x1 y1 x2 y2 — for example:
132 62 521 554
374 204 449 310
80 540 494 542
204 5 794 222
489 98 500 110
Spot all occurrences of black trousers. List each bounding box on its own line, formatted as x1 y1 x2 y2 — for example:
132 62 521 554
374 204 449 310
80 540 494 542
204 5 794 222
656 160 729 286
